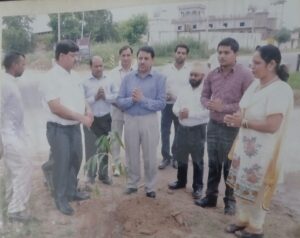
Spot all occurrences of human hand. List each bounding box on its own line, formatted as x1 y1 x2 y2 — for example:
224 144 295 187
132 88 143 102
179 108 189 119
207 98 223 112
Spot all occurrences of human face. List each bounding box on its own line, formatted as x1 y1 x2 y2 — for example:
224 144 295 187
217 45 237 67
120 48 133 70
14 56 26 77
251 51 270 80
91 57 104 79
189 69 204 88
137 51 153 75
174 47 188 65
59 51 78 72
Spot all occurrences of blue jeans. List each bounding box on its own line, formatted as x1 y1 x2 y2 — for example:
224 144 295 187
160 104 179 161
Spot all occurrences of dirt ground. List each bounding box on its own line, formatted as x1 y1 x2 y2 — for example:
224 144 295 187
0 72 300 238
0 147 299 238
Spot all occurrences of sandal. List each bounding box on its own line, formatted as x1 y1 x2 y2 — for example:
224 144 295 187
235 230 264 238
225 223 246 233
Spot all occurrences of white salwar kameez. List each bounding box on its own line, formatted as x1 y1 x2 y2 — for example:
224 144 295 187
227 79 293 229
1 73 32 214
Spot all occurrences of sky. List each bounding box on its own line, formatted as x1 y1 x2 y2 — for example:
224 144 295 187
110 0 300 30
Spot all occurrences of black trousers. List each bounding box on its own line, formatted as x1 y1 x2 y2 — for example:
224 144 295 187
161 104 179 161
205 120 239 203
46 122 82 201
84 113 111 178
175 123 206 191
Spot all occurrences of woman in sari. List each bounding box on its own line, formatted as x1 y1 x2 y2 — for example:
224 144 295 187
223 44 294 238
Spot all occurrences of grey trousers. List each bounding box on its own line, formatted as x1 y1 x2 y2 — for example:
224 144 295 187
46 122 82 201
124 113 159 193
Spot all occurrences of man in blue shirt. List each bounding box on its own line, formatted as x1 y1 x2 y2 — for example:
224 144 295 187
117 46 166 198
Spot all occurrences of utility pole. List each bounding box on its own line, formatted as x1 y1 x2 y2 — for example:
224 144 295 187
81 11 85 39
58 13 61 42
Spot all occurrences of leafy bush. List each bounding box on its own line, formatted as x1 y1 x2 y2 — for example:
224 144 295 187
152 37 209 59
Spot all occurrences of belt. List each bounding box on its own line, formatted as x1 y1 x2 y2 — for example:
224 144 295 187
210 119 228 127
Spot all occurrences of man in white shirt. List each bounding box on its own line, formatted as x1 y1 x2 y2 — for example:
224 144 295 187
168 62 209 200
40 40 93 216
108 46 134 176
83 56 116 185
1 52 32 222
159 44 190 170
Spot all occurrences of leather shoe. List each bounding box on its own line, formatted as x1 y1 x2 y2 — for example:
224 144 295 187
70 191 90 201
146 191 156 198
225 224 246 233
192 189 202 199
55 199 74 216
172 159 178 169
158 159 170 170
194 196 217 207
124 187 138 195
224 200 236 215
168 181 186 190
99 175 113 185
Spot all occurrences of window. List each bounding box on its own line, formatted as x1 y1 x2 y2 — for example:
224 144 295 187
223 22 228 27
209 23 213 28
178 25 182 30
240 22 245 27
193 24 197 29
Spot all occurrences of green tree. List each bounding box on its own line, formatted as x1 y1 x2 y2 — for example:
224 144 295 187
2 16 35 54
119 14 148 45
49 13 81 42
274 28 291 46
79 10 119 42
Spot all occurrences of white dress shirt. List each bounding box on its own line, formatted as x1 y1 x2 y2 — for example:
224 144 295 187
108 65 134 120
82 74 117 117
173 83 209 127
40 64 86 125
162 63 190 104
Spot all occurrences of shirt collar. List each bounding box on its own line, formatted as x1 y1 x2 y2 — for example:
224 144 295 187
135 69 154 78
217 63 238 73
54 63 72 76
171 63 188 71
117 64 134 72
89 74 106 81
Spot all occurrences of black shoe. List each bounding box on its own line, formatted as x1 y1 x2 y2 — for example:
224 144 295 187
224 200 236 215
168 181 186 190
69 191 90 202
146 191 156 198
194 196 217 207
192 189 202 199
55 199 74 216
172 159 178 169
124 187 138 195
158 159 170 170
99 175 112 185
235 230 264 238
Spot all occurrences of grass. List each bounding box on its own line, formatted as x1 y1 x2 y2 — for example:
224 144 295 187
288 72 300 90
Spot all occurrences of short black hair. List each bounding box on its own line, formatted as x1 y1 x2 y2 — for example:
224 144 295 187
55 40 79 60
175 43 189 54
2 51 25 71
137 46 155 58
119 45 133 55
217 37 239 53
